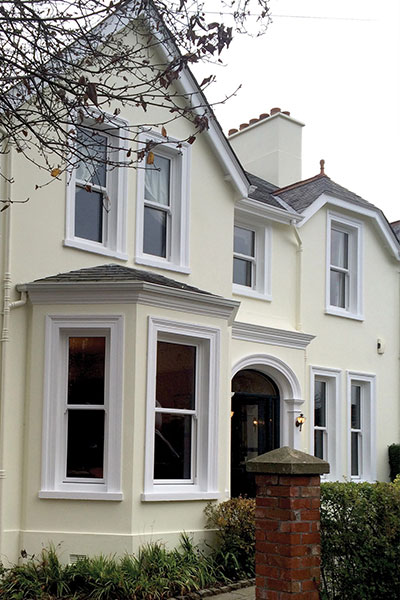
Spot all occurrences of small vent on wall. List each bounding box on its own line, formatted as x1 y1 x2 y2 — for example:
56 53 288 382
70 553 87 564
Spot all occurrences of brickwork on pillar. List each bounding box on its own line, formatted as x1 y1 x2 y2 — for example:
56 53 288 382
254 472 321 600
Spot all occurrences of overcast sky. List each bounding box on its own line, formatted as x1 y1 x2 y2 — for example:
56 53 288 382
194 0 400 222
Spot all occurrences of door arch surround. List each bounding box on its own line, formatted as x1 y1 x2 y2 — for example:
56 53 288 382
231 354 304 450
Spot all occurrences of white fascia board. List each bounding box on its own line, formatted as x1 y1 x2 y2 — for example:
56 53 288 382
298 193 400 260
19 281 240 323
236 196 303 225
148 16 250 198
232 321 315 350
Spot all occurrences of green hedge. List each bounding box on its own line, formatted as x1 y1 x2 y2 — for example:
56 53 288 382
388 443 400 481
320 481 400 599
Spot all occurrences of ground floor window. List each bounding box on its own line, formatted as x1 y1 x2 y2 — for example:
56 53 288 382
142 317 220 501
39 315 124 500
347 372 375 481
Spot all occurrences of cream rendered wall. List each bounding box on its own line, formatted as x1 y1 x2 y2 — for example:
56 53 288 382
18 300 232 561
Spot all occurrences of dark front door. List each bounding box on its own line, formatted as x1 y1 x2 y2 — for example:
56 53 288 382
231 370 280 497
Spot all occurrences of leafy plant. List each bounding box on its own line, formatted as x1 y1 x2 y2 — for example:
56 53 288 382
320 481 400 599
204 497 256 578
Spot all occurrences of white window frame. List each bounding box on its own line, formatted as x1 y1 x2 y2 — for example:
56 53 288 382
64 113 129 260
39 315 124 500
232 215 271 300
136 130 191 274
310 367 341 480
326 212 363 320
142 317 220 501
347 371 376 482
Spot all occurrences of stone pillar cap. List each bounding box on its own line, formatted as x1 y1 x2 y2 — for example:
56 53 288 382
246 446 330 475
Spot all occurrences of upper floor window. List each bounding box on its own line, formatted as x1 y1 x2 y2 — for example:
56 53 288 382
326 213 363 320
136 131 191 274
64 114 128 260
232 218 271 300
310 367 340 480
347 372 375 481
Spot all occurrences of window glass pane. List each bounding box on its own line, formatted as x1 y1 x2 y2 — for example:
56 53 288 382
234 226 255 257
145 155 170 206
156 341 196 410
76 128 107 187
330 270 346 308
75 187 103 243
351 384 361 429
331 229 348 268
314 380 326 427
351 431 359 476
233 257 252 287
314 429 324 460
143 206 167 257
154 413 192 480
68 337 105 405
66 409 104 478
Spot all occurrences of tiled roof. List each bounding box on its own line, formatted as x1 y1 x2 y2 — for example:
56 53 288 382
31 264 213 295
273 175 375 213
390 220 400 241
246 172 287 210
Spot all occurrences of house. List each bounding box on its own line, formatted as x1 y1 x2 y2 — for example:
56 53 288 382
0 15 399 565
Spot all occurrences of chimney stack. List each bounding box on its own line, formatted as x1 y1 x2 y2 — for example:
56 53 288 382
228 108 304 187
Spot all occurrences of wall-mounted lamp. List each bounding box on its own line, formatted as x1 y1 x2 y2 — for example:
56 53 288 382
295 414 306 432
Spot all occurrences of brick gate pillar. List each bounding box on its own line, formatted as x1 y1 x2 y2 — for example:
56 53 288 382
247 446 329 599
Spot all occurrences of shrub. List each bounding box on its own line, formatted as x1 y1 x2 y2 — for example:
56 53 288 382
204 497 256 579
0 536 223 600
320 481 400 599
388 443 400 481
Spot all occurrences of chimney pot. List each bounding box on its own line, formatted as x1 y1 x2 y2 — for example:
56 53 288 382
282 111 290 116
270 107 281 115
239 123 249 130
259 113 270 120
228 128 238 136
249 118 259 125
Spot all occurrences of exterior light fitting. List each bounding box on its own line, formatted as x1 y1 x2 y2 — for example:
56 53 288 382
295 414 306 432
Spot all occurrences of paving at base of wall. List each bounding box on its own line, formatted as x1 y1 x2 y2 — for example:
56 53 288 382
171 579 255 600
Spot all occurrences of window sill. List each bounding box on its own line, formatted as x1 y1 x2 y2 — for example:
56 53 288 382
325 307 364 321
64 238 128 261
141 491 220 502
232 285 271 301
39 490 123 501
135 255 191 275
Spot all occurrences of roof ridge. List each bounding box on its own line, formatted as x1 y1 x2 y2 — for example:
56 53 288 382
273 173 329 196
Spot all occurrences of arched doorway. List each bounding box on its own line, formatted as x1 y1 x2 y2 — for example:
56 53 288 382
231 369 280 497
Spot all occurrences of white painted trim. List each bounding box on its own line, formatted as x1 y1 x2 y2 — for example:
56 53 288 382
309 367 342 480
326 212 364 320
231 354 303 450
232 322 315 350
140 491 220 501
346 371 376 482
64 113 129 258
39 491 123 501
20 281 239 323
143 317 220 500
235 196 302 225
134 255 191 274
298 193 400 261
40 315 124 499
